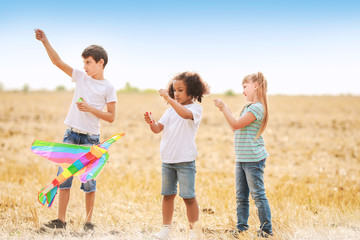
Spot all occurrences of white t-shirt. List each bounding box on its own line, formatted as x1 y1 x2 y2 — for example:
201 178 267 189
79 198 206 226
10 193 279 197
158 103 202 163
64 69 117 134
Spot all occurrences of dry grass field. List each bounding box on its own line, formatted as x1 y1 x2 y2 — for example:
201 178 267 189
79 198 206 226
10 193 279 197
0 92 359 240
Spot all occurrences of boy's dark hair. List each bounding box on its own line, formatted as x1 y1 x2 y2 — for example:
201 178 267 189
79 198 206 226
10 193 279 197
167 71 210 102
82 45 108 68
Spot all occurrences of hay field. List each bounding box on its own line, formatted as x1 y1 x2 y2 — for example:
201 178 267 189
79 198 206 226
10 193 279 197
0 92 359 240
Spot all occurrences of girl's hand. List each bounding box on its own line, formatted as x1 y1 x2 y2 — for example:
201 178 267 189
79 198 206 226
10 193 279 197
144 112 155 124
159 89 170 102
214 98 226 111
34 29 47 42
76 98 91 112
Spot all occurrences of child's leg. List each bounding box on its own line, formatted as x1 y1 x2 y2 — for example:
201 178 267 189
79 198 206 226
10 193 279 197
162 194 176 225
56 129 76 223
245 160 272 233
85 192 95 222
56 167 74 223
161 163 178 226
183 198 199 228
58 188 70 222
79 133 100 224
81 180 97 223
177 161 198 228
235 162 250 231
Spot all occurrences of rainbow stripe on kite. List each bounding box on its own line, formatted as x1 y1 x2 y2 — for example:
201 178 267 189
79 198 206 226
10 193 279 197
31 133 124 207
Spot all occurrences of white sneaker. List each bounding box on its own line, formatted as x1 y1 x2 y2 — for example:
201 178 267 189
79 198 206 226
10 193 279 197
154 227 171 240
189 229 197 240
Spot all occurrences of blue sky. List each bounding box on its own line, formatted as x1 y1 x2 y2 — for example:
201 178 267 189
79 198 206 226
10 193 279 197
1 0 359 95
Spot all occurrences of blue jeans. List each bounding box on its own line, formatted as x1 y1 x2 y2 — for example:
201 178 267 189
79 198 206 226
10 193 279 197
57 129 100 193
235 160 272 233
161 161 196 199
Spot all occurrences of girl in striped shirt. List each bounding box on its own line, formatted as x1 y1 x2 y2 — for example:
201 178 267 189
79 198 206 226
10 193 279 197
214 72 273 238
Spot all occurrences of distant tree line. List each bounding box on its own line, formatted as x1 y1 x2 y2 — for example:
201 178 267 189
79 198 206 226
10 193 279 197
0 81 237 95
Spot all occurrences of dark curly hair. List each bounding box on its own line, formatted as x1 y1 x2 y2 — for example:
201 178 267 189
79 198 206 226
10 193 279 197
167 72 210 102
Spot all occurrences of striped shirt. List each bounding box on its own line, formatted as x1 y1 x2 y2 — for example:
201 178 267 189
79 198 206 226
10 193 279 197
234 102 268 162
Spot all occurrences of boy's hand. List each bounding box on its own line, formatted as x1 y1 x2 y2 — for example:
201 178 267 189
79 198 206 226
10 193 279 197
214 98 226 111
76 98 91 112
159 89 170 102
144 112 155 124
34 29 47 42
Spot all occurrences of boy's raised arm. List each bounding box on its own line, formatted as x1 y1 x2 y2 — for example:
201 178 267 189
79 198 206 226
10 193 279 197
35 29 73 77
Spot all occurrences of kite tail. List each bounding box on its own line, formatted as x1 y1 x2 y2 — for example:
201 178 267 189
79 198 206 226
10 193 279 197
38 180 60 207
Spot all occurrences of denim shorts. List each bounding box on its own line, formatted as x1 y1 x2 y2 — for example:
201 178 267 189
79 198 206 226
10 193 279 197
161 161 196 199
57 129 100 193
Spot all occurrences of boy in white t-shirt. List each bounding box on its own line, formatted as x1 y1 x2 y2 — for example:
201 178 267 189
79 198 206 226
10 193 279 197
144 72 210 240
35 29 117 232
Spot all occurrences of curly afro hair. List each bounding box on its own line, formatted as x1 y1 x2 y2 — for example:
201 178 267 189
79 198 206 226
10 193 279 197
167 72 210 102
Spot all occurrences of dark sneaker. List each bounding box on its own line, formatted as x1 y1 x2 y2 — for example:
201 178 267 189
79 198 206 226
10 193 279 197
257 229 273 238
84 222 95 232
40 219 66 232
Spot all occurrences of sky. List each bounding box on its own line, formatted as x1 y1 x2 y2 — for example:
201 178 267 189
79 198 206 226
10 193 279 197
0 0 359 95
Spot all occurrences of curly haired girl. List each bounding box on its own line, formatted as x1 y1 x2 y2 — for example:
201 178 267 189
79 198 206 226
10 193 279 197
144 71 209 239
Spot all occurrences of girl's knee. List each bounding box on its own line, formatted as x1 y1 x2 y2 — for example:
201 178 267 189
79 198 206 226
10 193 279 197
251 192 268 202
183 197 197 205
163 194 176 201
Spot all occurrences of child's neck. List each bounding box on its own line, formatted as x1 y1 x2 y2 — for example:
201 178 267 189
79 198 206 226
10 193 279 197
182 99 194 105
92 72 105 80
250 94 260 103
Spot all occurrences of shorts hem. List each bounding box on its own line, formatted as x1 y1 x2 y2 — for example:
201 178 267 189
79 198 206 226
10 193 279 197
180 194 196 199
161 192 177 196
82 189 97 193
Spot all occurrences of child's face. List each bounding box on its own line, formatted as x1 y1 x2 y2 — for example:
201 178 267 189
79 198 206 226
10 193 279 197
83 56 104 78
173 80 193 105
242 80 258 102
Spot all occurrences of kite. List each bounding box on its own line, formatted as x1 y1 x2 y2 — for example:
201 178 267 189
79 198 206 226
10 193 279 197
31 133 125 207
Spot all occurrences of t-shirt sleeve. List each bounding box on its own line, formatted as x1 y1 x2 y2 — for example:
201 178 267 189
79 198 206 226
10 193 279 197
72 69 85 83
189 104 202 125
158 108 170 126
249 103 264 121
105 85 117 103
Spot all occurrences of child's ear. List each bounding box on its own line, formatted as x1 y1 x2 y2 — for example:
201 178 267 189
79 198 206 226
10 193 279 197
99 59 104 67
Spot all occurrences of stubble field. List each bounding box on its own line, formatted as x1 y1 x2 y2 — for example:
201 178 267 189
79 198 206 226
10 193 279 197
0 92 359 240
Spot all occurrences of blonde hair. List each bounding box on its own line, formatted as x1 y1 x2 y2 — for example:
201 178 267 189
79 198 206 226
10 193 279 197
242 72 268 139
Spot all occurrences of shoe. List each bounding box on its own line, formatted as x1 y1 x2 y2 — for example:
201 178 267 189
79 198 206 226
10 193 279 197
84 222 95 232
154 227 171 240
257 229 273 238
189 229 197 239
225 229 246 238
40 219 66 231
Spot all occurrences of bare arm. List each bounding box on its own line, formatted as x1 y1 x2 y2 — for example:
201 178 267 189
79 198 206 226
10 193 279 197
214 98 256 131
34 29 73 77
144 112 164 133
159 89 193 120
77 100 116 123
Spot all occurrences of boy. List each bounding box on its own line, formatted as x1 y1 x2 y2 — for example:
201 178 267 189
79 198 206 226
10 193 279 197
35 29 117 232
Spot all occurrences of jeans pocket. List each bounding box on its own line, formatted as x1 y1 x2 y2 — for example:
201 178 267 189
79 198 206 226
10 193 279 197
87 134 100 145
63 129 72 142
259 159 266 170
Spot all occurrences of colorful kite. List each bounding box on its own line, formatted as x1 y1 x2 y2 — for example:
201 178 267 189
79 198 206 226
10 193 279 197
31 133 125 207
